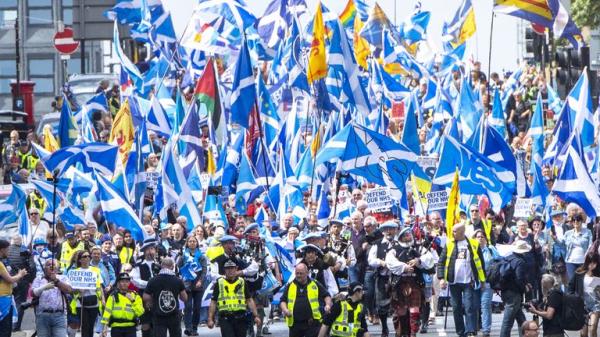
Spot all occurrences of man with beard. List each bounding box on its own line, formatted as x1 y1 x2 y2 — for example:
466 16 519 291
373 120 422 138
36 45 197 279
327 220 356 291
386 227 436 337
131 238 161 337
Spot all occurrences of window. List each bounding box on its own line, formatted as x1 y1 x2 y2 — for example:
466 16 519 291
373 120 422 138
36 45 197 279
62 0 73 25
28 0 52 26
28 57 54 93
0 59 15 94
0 0 17 29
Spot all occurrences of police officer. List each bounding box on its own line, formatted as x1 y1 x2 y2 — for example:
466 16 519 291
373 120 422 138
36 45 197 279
281 263 332 337
207 259 261 337
367 221 398 337
60 232 84 272
318 282 370 337
101 273 144 337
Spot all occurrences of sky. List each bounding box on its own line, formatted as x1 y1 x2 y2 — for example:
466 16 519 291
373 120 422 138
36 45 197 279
164 0 523 74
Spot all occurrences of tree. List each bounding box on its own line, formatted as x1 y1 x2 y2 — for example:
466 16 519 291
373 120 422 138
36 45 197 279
571 0 600 30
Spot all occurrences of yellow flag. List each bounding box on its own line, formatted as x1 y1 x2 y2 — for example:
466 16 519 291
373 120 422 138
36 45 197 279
207 149 216 176
310 127 321 158
308 3 328 83
109 99 135 165
446 169 460 240
43 125 59 153
411 173 432 216
353 17 370 69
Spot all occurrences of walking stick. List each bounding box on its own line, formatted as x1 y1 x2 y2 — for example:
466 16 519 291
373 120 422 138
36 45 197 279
443 297 449 330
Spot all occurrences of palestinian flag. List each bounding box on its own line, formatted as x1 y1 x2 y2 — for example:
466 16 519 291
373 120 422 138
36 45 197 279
194 58 222 130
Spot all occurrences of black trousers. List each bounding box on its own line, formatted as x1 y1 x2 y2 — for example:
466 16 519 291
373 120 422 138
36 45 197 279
153 314 182 337
76 307 98 337
218 315 247 337
110 326 137 337
289 320 320 337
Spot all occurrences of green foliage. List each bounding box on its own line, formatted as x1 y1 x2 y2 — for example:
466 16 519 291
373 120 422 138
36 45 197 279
571 0 600 30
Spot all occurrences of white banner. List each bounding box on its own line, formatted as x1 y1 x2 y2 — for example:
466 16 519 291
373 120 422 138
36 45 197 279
67 269 97 290
513 198 533 219
427 189 449 212
365 187 393 213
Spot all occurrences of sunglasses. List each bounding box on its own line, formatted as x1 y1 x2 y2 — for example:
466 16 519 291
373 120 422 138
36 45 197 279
80 255 90 259
470 209 479 213
30 212 39 215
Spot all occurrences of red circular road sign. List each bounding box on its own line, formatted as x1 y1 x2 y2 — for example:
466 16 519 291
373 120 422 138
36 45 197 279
53 27 80 55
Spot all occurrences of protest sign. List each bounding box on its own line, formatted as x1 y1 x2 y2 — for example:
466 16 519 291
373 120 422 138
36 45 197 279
427 188 449 212
417 156 438 180
513 198 533 218
365 187 393 213
67 269 97 290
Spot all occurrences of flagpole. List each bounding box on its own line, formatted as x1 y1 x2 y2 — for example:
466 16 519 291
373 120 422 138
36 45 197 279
253 99 272 193
51 169 58 267
486 13 495 105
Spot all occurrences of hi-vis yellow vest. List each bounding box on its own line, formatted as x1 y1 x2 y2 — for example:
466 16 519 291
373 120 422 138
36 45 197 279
331 301 363 337
444 238 486 283
60 242 84 271
101 292 144 328
286 281 321 327
216 277 246 313
118 247 134 265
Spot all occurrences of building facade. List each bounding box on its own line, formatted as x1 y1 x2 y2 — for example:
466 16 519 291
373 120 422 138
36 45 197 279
0 0 105 123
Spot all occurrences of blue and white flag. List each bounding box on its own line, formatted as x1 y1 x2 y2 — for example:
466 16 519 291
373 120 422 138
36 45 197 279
315 123 417 200
235 152 257 214
39 143 118 177
566 70 595 149
434 135 516 212
552 137 600 218
230 38 256 129
401 94 421 155
488 88 506 137
160 141 202 231
0 184 28 232
528 92 545 170
146 95 173 137
382 29 428 79
178 103 205 177
547 84 563 115
195 0 257 31
96 174 145 242
456 77 483 142
257 76 280 153
257 0 307 51
113 21 143 90
530 162 549 208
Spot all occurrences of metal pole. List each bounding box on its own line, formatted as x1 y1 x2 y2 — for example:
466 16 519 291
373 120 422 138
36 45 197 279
14 14 21 107
486 13 495 108
80 39 85 74
51 170 57 267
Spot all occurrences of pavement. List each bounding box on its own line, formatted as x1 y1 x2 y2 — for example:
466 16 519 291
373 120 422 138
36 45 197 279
15 307 535 336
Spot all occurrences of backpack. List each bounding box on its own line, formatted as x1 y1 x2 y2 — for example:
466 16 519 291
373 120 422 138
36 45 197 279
487 256 514 291
559 291 586 331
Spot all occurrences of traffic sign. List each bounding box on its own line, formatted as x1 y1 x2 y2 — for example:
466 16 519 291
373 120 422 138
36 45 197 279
53 27 80 55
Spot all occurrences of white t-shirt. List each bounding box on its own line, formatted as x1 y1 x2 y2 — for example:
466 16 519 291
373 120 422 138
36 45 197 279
452 240 474 284
568 246 586 264
584 275 600 301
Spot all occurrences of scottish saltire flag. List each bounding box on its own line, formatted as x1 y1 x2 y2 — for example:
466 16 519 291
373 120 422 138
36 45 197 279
219 132 244 188
315 123 417 200
39 143 118 177
383 29 427 79
147 3 177 54
442 0 476 49
160 141 202 231
235 152 257 214
488 89 506 137
567 71 595 149
500 68 523 110
369 58 410 103
545 84 562 115
146 95 172 137
401 9 431 45
544 103 572 167
257 0 306 51
359 3 393 48
326 19 371 114
73 92 109 126
434 135 516 212
553 137 600 217
178 102 205 177
294 149 313 192
58 96 78 148
402 95 421 155
113 21 143 89
528 93 545 169
0 184 28 230
456 77 483 141
530 162 549 208
438 42 466 76
96 174 145 242
230 38 256 129
105 0 161 24
257 77 280 152
195 0 257 31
